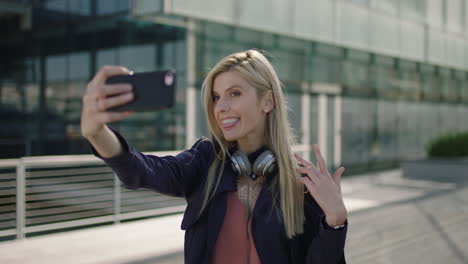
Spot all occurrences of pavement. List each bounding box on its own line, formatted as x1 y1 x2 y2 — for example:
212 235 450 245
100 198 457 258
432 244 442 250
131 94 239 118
0 169 467 264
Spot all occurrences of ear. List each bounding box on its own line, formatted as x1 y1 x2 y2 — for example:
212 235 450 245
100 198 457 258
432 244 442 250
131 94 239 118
262 90 275 113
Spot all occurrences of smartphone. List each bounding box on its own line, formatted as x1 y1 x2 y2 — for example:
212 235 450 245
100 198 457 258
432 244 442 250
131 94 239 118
105 70 176 112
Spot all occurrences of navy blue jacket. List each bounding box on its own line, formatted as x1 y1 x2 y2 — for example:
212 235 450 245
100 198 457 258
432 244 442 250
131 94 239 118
96 130 347 264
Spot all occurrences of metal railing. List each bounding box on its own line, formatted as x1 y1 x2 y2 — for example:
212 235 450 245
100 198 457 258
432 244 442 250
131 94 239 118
0 151 186 241
0 146 311 241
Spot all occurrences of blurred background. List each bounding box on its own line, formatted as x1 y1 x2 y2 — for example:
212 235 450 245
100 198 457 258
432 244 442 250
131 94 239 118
0 0 467 263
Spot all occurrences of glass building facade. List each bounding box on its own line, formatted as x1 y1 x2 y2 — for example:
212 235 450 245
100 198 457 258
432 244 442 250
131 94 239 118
1 0 468 174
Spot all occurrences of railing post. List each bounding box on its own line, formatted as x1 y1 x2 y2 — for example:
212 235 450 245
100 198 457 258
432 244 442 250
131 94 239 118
16 159 26 239
113 173 121 224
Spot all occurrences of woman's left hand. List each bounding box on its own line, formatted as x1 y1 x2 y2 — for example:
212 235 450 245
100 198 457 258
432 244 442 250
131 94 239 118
294 144 347 227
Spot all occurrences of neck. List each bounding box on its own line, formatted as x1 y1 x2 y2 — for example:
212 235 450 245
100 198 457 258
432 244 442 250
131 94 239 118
237 140 264 155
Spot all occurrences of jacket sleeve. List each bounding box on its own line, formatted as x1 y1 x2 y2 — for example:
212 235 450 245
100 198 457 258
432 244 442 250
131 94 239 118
92 127 214 198
303 195 348 264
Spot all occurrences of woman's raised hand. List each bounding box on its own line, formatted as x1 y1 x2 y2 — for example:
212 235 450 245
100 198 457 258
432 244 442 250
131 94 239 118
81 66 134 139
294 145 347 227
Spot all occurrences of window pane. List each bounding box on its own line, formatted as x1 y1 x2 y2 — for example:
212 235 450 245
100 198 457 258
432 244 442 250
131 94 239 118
309 55 340 84
401 0 426 21
371 0 399 14
447 0 463 32
426 0 444 26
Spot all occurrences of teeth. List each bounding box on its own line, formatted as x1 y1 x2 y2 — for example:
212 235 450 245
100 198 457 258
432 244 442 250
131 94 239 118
221 118 239 125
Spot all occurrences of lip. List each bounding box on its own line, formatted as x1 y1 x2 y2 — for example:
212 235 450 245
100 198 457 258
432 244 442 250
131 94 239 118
220 117 240 130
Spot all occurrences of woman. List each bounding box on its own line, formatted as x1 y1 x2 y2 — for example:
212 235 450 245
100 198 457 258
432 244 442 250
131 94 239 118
81 49 348 263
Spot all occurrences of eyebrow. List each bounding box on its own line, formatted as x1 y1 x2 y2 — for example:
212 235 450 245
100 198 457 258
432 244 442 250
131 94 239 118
212 84 243 95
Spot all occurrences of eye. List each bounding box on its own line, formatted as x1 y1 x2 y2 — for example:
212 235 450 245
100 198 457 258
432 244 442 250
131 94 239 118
212 95 220 103
231 91 241 97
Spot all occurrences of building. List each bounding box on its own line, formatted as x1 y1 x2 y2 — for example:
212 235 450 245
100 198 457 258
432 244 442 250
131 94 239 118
1 0 467 174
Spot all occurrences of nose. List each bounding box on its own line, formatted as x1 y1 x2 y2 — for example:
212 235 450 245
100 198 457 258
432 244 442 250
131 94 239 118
214 96 229 114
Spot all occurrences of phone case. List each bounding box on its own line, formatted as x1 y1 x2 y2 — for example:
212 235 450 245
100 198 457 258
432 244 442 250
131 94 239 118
106 70 176 112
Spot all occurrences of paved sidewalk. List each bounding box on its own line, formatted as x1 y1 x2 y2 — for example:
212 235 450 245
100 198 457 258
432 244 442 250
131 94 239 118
0 169 467 264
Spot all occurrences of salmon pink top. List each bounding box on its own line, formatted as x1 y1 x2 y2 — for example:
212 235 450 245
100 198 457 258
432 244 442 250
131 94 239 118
211 191 261 264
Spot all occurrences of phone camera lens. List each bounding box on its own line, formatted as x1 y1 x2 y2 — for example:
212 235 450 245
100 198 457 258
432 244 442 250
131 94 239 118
165 72 174 86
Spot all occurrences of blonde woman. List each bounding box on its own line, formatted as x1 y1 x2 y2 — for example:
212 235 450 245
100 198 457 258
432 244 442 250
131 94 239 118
81 49 348 264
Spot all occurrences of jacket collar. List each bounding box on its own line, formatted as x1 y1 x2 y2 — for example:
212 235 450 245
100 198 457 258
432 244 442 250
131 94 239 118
214 158 278 195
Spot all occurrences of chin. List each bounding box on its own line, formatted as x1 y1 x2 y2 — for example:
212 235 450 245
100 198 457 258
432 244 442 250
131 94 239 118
222 133 240 142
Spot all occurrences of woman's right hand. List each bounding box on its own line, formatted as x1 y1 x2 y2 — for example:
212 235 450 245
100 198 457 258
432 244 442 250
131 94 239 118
81 66 134 139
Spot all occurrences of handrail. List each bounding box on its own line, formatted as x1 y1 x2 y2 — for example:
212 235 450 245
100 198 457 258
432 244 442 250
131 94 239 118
0 151 181 169
0 150 184 241
0 146 310 241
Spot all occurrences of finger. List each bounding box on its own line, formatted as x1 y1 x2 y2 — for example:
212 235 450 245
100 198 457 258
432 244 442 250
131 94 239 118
87 84 133 103
294 154 321 178
97 92 134 112
313 144 328 175
89 66 132 88
102 83 133 97
294 153 314 168
296 166 323 186
333 167 345 191
94 111 134 123
299 177 316 196
295 167 316 183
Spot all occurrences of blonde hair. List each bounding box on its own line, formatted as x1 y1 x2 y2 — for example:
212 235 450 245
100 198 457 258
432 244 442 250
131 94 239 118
200 49 304 238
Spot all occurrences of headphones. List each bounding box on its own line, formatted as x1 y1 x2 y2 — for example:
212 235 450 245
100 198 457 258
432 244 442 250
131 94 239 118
228 147 278 180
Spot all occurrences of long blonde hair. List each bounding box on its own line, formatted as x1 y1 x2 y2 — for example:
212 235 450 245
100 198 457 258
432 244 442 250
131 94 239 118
200 49 304 238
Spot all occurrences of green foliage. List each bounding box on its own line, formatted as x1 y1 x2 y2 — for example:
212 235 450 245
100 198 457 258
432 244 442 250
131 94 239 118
426 131 468 158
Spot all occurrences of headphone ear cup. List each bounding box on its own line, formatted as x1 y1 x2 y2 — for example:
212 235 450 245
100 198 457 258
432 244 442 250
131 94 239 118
230 150 252 177
252 150 277 178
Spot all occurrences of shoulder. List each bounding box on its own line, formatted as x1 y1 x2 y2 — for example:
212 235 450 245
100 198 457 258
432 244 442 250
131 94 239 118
188 137 217 164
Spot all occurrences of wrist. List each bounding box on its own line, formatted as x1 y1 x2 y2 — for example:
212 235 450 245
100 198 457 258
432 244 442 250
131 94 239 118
325 208 348 226
82 126 106 141
322 217 346 230
86 126 124 159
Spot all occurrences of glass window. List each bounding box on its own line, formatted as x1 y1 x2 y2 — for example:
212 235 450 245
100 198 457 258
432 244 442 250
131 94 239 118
119 44 156 72
401 0 426 21
446 0 463 32
349 0 369 6
441 75 459 102
195 89 210 139
69 0 91 16
371 0 399 14
234 27 261 46
341 97 373 168
273 49 304 85
44 0 91 15
97 48 117 69
316 43 342 58
397 61 420 100
372 64 398 99
376 100 398 163
97 0 130 15
46 55 67 82
342 60 370 95
68 52 90 81
285 92 303 143
309 55 340 84
44 0 67 13
426 0 444 26
309 95 318 148
463 75 468 103
421 74 440 102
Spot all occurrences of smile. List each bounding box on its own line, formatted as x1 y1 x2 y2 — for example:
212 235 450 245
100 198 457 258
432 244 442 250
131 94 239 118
220 118 240 129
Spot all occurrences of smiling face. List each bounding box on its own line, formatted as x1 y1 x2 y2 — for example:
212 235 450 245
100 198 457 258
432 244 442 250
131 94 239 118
212 71 271 149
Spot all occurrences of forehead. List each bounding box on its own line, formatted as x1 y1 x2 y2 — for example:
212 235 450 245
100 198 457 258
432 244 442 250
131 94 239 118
212 71 250 94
